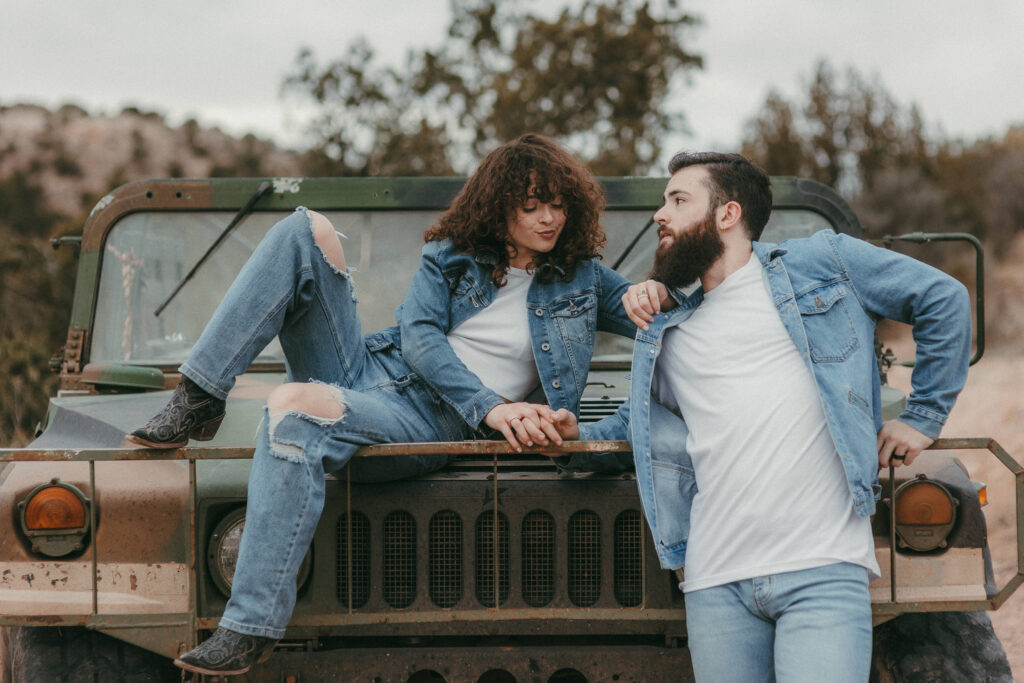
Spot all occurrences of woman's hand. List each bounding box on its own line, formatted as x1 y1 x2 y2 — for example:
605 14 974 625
484 402 565 452
622 280 674 330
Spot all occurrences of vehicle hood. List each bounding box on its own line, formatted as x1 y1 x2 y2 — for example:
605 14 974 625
30 373 284 449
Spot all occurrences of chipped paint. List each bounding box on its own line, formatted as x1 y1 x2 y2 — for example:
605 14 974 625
89 193 114 217
273 177 303 194
0 561 188 615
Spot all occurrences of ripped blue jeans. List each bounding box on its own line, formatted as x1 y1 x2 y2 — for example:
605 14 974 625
179 208 469 638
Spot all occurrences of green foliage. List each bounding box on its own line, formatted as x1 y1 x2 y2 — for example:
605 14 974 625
0 172 62 235
742 61 929 195
741 61 1024 336
284 0 702 175
0 223 76 446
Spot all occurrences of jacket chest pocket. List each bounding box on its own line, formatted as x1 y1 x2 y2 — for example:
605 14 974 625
796 283 859 362
549 293 596 343
448 272 485 313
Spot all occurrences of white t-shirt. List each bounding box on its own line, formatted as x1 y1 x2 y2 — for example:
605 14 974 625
653 253 880 592
447 267 539 401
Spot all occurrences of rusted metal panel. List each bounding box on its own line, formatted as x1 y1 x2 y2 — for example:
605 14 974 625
80 180 216 252
220 643 695 683
869 546 987 603
0 561 188 615
0 440 632 462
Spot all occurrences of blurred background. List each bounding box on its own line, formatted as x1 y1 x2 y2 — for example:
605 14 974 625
1 2 1022 666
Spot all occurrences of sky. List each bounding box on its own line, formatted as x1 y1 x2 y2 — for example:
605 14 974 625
1 0 1021 172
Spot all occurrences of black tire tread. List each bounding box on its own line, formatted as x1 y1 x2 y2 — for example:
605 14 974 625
871 611 1012 682
6 627 178 683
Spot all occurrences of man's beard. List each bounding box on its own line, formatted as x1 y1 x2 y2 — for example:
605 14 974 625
648 208 725 289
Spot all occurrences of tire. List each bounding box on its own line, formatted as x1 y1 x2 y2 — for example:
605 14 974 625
871 611 1013 682
5 627 178 683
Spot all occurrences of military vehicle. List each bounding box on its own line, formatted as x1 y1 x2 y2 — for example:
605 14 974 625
1 175 1019 682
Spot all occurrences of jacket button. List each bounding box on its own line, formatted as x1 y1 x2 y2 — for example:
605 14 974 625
551 380 561 389
535 309 544 317
541 343 550 351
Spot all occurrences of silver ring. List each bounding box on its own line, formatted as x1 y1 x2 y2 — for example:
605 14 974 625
638 292 649 298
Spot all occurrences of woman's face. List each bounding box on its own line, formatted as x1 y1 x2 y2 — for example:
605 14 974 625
506 191 566 269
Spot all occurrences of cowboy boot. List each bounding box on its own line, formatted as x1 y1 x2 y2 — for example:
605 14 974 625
174 627 277 676
127 376 226 448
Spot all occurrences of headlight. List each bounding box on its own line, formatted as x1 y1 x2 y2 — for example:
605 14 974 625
894 475 958 552
208 507 311 597
17 479 91 557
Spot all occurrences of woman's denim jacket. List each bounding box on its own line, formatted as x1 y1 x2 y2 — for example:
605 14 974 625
386 239 636 429
577 230 972 570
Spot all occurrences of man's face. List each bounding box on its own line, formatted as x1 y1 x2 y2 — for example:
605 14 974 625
649 166 724 289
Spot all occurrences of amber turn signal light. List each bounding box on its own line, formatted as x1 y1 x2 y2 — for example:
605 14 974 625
894 476 958 552
24 486 86 530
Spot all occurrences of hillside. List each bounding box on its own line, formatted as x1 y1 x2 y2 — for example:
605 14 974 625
0 103 305 445
0 103 303 220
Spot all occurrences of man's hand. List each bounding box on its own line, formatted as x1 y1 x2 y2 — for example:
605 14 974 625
877 419 934 468
548 408 580 441
484 402 563 451
622 280 675 330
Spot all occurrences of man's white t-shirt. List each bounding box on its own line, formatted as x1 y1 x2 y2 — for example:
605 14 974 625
653 253 880 592
447 267 539 401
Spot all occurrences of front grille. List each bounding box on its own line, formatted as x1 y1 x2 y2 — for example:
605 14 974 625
521 510 555 607
476 512 510 607
336 512 370 608
429 510 462 608
568 510 601 606
332 505 649 612
383 511 417 608
578 397 626 424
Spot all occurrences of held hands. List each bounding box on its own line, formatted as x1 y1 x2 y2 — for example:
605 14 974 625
622 280 675 330
548 408 580 441
484 402 564 452
877 419 934 468
483 404 583 452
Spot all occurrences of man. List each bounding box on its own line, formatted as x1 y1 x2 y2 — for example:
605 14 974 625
553 152 971 681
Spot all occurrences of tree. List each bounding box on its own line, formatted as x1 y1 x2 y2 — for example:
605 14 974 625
742 61 931 196
283 0 702 176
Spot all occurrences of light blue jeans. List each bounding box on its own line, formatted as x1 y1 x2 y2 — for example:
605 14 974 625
180 209 470 638
683 562 872 683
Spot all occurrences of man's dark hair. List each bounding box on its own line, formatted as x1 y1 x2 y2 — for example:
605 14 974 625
667 152 772 241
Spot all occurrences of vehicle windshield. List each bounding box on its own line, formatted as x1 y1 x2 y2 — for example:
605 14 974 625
91 207 836 366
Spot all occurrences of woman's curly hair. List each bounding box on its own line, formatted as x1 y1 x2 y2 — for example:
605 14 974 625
424 133 607 285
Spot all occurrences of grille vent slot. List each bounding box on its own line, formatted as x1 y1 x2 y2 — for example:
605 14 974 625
476 512 510 607
521 510 555 607
614 510 643 606
336 512 371 608
429 510 463 608
568 510 601 606
383 511 417 608
579 397 626 424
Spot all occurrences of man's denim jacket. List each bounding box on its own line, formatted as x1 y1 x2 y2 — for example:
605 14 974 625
577 230 972 570
385 239 636 430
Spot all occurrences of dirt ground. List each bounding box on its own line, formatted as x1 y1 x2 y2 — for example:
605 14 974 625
888 351 1024 679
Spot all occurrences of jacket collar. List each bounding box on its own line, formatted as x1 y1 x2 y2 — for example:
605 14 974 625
753 240 787 264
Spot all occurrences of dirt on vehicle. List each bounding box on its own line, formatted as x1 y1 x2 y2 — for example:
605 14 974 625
886 346 1024 680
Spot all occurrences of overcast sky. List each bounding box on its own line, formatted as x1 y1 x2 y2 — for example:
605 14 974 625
2 0 1021 172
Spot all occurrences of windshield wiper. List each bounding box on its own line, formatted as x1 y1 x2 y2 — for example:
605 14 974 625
154 180 273 316
611 216 656 271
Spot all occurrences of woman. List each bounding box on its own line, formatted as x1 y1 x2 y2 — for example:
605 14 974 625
147 134 637 676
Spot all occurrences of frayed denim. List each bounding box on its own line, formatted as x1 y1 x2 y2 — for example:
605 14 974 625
179 209 467 637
